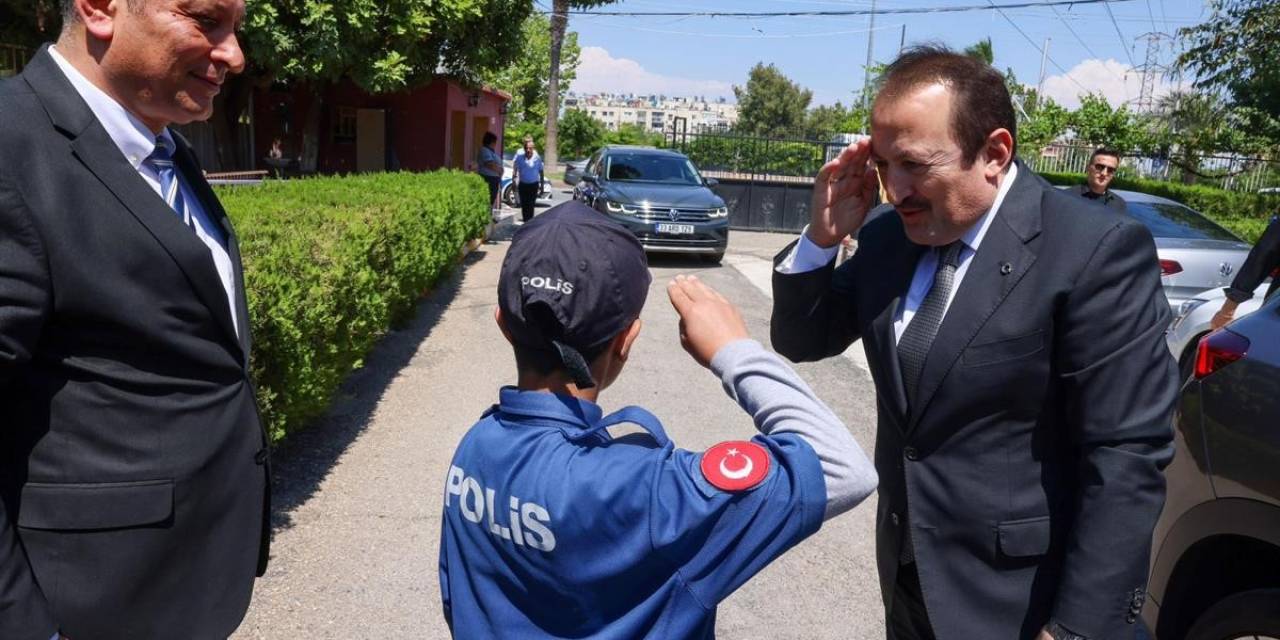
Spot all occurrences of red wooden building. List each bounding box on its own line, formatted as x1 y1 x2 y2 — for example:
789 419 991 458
252 77 510 175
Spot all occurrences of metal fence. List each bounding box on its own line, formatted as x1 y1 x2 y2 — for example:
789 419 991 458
663 125 846 181
1029 143 1279 193
662 127 842 233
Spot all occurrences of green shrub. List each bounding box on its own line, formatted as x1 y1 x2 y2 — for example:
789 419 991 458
1039 171 1278 243
215 171 489 441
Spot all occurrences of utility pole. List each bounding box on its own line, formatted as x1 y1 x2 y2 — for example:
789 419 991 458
1037 37 1050 96
862 0 877 113
898 24 906 55
1135 32 1172 113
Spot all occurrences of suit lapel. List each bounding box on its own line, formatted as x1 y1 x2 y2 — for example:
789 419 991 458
174 139 252 361
24 47 244 358
866 240 925 431
906 165 1042 433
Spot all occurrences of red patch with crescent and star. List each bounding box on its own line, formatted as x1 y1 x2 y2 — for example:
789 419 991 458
700 441 771 492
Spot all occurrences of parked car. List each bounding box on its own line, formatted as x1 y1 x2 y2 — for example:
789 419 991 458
500 161 555 208
1143 293 1280 639
1059 188 1253 316
563 158 589 186
574 145 729 263
1167 282 1272 382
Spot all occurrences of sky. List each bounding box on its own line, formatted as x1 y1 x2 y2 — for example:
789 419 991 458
561 0 1210 110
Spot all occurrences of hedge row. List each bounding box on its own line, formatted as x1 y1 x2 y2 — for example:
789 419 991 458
215 171 490 441
1038 171 1278 243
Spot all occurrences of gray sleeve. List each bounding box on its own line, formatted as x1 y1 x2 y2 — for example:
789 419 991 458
710 339 877 520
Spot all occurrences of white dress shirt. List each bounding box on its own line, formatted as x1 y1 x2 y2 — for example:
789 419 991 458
48 46 240 338
776 163 1019 343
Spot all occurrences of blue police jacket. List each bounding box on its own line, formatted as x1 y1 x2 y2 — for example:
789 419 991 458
439 387 827 639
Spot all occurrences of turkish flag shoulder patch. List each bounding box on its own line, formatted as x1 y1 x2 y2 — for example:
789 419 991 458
700 441 771 492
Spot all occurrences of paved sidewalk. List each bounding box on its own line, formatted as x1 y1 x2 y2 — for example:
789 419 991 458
232 223 886 639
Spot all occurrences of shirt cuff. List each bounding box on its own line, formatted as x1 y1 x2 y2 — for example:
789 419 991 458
775 226 840 274
1224 287 1254 303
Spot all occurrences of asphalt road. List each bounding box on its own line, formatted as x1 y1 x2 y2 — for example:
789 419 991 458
231 207 886 639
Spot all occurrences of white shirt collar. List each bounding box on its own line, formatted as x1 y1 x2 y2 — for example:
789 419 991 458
959 162 1018 253
48 45 172 170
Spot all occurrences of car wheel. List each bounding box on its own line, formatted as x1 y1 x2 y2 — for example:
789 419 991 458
502 184 516 207
1185 589 1280 640
703 252 725 265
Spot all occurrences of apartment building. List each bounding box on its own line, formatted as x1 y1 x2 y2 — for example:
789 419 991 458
565 93 738 133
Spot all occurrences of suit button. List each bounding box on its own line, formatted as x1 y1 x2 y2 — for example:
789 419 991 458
904 446 919 461
890 512 901 526
1126 614 1137 624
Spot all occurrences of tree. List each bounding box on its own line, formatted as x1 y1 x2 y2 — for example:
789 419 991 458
733 63 813 137
964 38 995 65
481 13 581 128
606 123 663 148
1177 0 1280 125
557 108 606 159
1069 93 1142 150
238 0 532 170
804 101 868 138
1 1 536 168
544 0 619 171
1147 90 1277 183
1005 71 1069 158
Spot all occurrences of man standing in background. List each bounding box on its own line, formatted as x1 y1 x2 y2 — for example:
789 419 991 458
514 134 545 223
1074 147 1127 212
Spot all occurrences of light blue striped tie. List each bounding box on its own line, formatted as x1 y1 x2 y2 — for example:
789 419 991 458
147 137 195 230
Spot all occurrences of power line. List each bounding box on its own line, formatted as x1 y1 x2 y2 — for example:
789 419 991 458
556 0 1140 18
1043 1 1126 83
1144 0 1159 33
1103 0 1138 66
984 0 1089 93
573 18 905 39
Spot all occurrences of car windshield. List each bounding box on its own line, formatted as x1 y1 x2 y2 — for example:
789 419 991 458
1125 201 1241 241
604 154 702 185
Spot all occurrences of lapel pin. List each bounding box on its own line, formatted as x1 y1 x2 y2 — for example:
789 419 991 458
1000 262 1013 275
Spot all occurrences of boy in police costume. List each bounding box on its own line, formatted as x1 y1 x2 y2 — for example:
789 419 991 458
438 201 877 638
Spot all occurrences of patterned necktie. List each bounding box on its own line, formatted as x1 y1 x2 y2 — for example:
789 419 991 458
898 241 964 413
147 138 195 230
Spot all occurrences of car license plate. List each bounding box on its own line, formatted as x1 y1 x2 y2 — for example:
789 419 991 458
656 223 695 235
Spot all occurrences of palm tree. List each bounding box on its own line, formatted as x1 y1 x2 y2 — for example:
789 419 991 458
544 1 619 170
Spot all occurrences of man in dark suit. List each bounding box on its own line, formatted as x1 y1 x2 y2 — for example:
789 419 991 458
0 1 267 638
771 47 1177 640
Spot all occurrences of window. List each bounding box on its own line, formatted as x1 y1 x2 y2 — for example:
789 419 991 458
333 107 357 143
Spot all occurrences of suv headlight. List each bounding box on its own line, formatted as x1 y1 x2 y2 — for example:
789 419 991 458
605 200 637 214
709 206 729 218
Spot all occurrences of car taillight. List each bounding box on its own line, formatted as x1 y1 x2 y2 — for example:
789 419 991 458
1194 329 1250 379
1160 259 1183 276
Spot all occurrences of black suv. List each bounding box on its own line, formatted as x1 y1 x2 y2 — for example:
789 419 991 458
573 146 729 263
1144 293 1280 638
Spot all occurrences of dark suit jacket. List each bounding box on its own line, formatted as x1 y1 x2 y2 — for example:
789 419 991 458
0 47 269 640
1225 216 1280 303
772 162 1178 639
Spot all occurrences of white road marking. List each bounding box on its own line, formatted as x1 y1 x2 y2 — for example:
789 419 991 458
723 253 872 375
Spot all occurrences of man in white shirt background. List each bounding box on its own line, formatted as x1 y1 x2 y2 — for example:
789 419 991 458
0 1 269 638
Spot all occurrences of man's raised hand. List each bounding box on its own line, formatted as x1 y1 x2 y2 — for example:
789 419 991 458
666 275 750 369
808 138 880 248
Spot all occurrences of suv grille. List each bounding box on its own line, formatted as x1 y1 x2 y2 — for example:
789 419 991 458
634 207 715 223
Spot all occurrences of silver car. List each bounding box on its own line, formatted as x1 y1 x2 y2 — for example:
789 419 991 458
1082 189 1253 315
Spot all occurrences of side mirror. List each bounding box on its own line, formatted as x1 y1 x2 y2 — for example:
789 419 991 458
582 174 598 185
704 177 719 187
